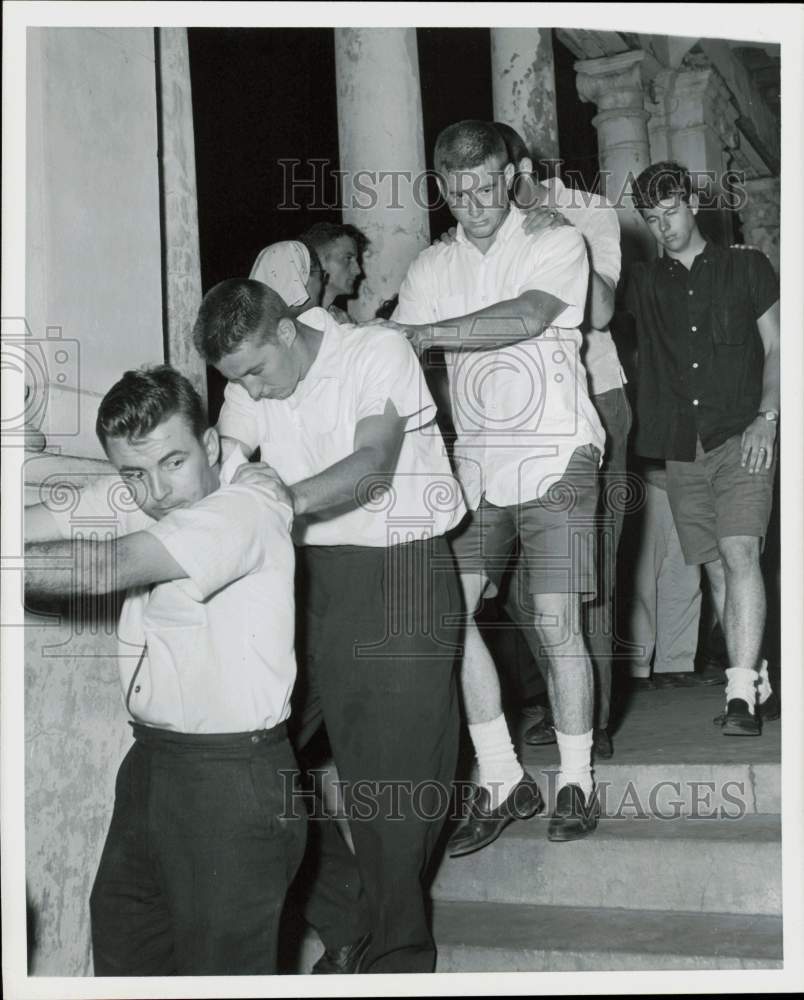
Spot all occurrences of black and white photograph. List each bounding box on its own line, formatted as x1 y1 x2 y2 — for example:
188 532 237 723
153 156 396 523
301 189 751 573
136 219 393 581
2 3 803 997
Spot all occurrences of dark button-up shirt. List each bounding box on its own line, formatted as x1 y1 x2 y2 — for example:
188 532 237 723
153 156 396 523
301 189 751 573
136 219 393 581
626 242 779 461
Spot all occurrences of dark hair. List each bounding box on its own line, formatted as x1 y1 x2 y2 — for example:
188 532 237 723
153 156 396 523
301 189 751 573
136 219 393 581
493 122 529 166
633 161 694 211
192 278 288 365
434 120 508 175
374 294 399 321
96 365 207 451
301 222 370 258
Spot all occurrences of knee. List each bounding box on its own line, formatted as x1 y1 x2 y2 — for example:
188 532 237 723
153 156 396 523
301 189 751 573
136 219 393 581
717 538 760 577
531 594 580 647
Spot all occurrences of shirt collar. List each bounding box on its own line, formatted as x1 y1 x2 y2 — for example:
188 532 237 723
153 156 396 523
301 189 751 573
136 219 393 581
290 306 342 401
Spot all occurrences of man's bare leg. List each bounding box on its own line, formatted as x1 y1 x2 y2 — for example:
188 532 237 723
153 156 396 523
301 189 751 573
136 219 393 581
703 536 765 716
531 593 594 782
459 572 524 807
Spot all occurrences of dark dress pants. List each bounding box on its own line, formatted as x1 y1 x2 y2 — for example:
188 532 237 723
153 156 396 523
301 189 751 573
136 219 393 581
90 723 306 976
291 536 461 974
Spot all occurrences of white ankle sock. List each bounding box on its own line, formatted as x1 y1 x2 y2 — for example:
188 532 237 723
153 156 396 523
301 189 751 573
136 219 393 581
725 667 759 714
757 659 772 704
468 714 524 808
555 729 594 797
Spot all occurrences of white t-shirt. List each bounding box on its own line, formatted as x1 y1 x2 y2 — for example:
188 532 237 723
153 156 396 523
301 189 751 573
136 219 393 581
217 307 466 547
540 176 625 396
45 475 296 734
394 206 605 509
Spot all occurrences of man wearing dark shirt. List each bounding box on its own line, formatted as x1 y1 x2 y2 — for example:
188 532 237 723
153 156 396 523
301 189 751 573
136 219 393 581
627 161 780 735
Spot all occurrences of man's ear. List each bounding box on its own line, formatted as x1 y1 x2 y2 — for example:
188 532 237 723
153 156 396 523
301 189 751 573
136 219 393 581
504 161 516 189
519 156 534 176
276 317 298 347
689 193 700 216
203 426 220 468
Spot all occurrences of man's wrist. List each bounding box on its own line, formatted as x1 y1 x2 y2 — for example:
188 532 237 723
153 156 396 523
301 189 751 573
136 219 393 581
758 408 779 423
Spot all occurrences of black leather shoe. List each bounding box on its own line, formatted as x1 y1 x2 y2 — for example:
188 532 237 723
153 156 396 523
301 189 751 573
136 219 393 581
448 772 544 858
311 932 371 974
593 727 613 760
523 718 557 746
547 784 600 842
721 698 761 736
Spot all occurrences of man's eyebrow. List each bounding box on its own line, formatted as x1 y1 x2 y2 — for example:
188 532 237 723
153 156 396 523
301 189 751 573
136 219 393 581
158 449 189 464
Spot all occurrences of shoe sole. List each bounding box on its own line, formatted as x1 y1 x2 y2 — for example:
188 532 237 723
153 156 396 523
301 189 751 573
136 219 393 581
722 721 761 736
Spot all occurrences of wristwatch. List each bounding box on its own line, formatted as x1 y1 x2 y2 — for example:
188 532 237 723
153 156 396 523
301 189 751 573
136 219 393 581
759 409 779 423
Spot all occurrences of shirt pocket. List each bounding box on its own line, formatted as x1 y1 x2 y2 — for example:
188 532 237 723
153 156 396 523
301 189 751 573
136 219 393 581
711 301 749 345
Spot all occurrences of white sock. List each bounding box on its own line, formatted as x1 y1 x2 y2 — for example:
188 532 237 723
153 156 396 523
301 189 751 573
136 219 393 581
555 729 594 797
757 659 773 704
725 667 759 714
468 714 524 809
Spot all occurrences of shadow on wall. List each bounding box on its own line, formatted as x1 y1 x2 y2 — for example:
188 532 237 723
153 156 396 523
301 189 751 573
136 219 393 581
27 885 39 973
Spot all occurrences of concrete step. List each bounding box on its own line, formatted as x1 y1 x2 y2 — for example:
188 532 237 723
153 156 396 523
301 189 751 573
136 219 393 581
432 901 783 972
294 901 783 973
518 761 781 816
431 814 781 915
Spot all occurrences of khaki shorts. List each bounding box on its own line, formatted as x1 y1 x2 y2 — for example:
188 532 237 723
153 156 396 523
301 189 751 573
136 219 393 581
448 444 600 598
665 434 776 565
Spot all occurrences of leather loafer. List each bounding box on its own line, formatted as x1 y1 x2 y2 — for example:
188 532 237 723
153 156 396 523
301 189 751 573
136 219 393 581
547 784 600 842
721 698 761 736
593 727 613 760
448 772 544 858
311 932 371 974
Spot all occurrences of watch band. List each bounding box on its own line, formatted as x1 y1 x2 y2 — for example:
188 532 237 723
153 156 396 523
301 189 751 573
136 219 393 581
759 409 779 422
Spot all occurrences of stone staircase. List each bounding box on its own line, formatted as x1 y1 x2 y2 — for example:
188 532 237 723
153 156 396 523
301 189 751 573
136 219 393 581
296 685 782 972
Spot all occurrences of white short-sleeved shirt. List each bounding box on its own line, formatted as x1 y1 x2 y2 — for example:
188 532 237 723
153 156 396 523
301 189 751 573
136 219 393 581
217 307 466 547
540 176 625 396
394 206 605 509
45 475 296 734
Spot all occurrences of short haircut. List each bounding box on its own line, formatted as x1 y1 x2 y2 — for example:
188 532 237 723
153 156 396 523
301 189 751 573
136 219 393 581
96 364 207 451
633 161 694 211
434 120 508 175
301 221 369 258
493 122 529 166
299 238 323 274
192 278 288 365
374 294 399 321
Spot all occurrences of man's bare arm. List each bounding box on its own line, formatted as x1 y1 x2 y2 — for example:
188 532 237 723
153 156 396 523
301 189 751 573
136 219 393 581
403 289 567 353
25 531 187 599
740 300 780 473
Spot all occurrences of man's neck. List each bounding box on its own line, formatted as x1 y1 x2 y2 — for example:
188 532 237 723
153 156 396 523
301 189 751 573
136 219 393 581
666 230 708 270
293 322 325 380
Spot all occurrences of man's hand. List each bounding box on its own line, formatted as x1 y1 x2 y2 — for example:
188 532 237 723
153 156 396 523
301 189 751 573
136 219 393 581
741 416 777 474
232 462 295 510
432 226 458 246
522 206 573 237
361 318 423 352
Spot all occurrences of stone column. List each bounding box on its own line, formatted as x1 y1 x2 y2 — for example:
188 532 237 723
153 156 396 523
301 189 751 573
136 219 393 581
647 60 741 246
576 50 654 260
739 177 780 273
334 28 429 321
157 28 206 404
490 28 560 168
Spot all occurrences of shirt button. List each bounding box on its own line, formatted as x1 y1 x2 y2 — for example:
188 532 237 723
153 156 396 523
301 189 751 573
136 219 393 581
134 685 141 693
691 326 697 332
692 399 699 406
689 290 694 296
692 362 699 369
251 735 259 744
